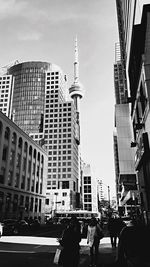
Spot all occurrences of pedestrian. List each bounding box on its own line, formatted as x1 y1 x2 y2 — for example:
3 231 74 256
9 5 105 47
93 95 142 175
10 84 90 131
0 222 3 237
57 215 81 267
115 218 150 267
107 214 125 248
87 216 104 267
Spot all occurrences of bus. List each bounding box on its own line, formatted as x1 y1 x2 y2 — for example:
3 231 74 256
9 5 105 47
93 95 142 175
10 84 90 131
53 210 101 223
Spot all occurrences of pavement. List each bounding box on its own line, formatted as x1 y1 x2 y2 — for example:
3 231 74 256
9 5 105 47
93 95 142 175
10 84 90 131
0 236 117 267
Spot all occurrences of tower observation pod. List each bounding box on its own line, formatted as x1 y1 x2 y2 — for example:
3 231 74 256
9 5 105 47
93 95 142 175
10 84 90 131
69 37 84 125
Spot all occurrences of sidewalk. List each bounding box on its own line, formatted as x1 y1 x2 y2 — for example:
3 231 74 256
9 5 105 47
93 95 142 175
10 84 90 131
98 243 117 266
0 236 117 267
79 238 117 267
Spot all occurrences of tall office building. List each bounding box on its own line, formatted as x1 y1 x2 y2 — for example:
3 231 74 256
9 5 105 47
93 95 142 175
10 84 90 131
0 75 14 118
115 1 150 222
3 41 83 211
114 43 128 104
113 38 137 214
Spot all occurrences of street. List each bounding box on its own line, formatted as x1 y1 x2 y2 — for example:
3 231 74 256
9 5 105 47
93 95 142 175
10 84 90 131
0 235 117 267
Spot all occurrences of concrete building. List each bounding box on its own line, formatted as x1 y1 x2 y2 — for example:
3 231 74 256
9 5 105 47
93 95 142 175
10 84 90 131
0 110 48 222
115 0 150 223
97 179 105 202
0 75 14 118
82 163 98 212
97 179 111 210
113 41 138 215
1 40 83 212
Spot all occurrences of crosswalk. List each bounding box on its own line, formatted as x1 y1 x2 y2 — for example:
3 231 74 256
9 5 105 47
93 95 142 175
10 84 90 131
0 235 111 246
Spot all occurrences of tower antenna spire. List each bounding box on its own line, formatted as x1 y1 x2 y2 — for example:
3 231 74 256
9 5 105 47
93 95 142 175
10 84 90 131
69 37 84 112
74 36 79 84
69 37 84 145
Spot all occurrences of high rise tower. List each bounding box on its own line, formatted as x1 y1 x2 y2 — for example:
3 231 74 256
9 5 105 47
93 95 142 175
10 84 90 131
5 60 81 211
69 38 84 128
69 38 84 201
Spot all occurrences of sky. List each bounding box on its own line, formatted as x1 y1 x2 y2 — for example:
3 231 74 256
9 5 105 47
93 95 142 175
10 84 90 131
0 0 118 197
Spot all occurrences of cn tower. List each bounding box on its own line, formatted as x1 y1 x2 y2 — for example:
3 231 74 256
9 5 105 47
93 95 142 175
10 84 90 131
69 37 84 126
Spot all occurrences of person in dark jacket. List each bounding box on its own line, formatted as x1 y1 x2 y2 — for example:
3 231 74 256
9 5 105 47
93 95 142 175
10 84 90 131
115 218 150 267
58 216 81 267
107 214 125 248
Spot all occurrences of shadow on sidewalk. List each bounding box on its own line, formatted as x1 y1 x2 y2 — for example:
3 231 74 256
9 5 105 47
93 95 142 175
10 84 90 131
98 244 117 267
82 243 117 267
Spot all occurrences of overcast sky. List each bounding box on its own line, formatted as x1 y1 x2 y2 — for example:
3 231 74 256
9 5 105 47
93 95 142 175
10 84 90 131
0 0 118 197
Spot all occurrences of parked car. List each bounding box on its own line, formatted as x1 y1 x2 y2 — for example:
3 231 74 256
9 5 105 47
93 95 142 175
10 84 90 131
2 219 29 235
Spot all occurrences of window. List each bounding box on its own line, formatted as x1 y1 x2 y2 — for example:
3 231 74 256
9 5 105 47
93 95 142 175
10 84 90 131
4 127 10 140
84 194 92 202
84 204 92 211
84 185 91 193
84 176 91 184
0 192 4 211
14 173 19 188
45 199 49 205
0 167 5 184
2 146 7 161
21 175 25 189
7 170 13 186
62 181 69 189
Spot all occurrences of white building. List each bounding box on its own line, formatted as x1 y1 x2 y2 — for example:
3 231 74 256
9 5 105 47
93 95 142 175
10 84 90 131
82 163 98 212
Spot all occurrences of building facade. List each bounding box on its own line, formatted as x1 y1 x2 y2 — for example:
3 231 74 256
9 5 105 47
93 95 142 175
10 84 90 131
3 50 83 211
115 0 150 223
0 74 14 118
0 110 48 222
82 163 98 212
113 30 138 215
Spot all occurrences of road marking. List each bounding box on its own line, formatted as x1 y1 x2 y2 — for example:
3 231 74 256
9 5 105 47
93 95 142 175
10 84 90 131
0 250 35 254
34 245 42 249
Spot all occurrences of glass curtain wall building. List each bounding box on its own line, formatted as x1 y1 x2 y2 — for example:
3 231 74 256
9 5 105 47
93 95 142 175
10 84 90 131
7 61 80 210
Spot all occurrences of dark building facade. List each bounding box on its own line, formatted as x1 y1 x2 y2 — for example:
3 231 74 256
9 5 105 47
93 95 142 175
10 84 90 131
0 110 48 222
115 1 150 223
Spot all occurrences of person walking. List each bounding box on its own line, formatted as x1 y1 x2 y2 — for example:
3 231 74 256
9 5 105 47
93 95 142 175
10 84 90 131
58 215 81 267
115 218 150 267
87 217 103 267
0 222 3 237
107 214 125 248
